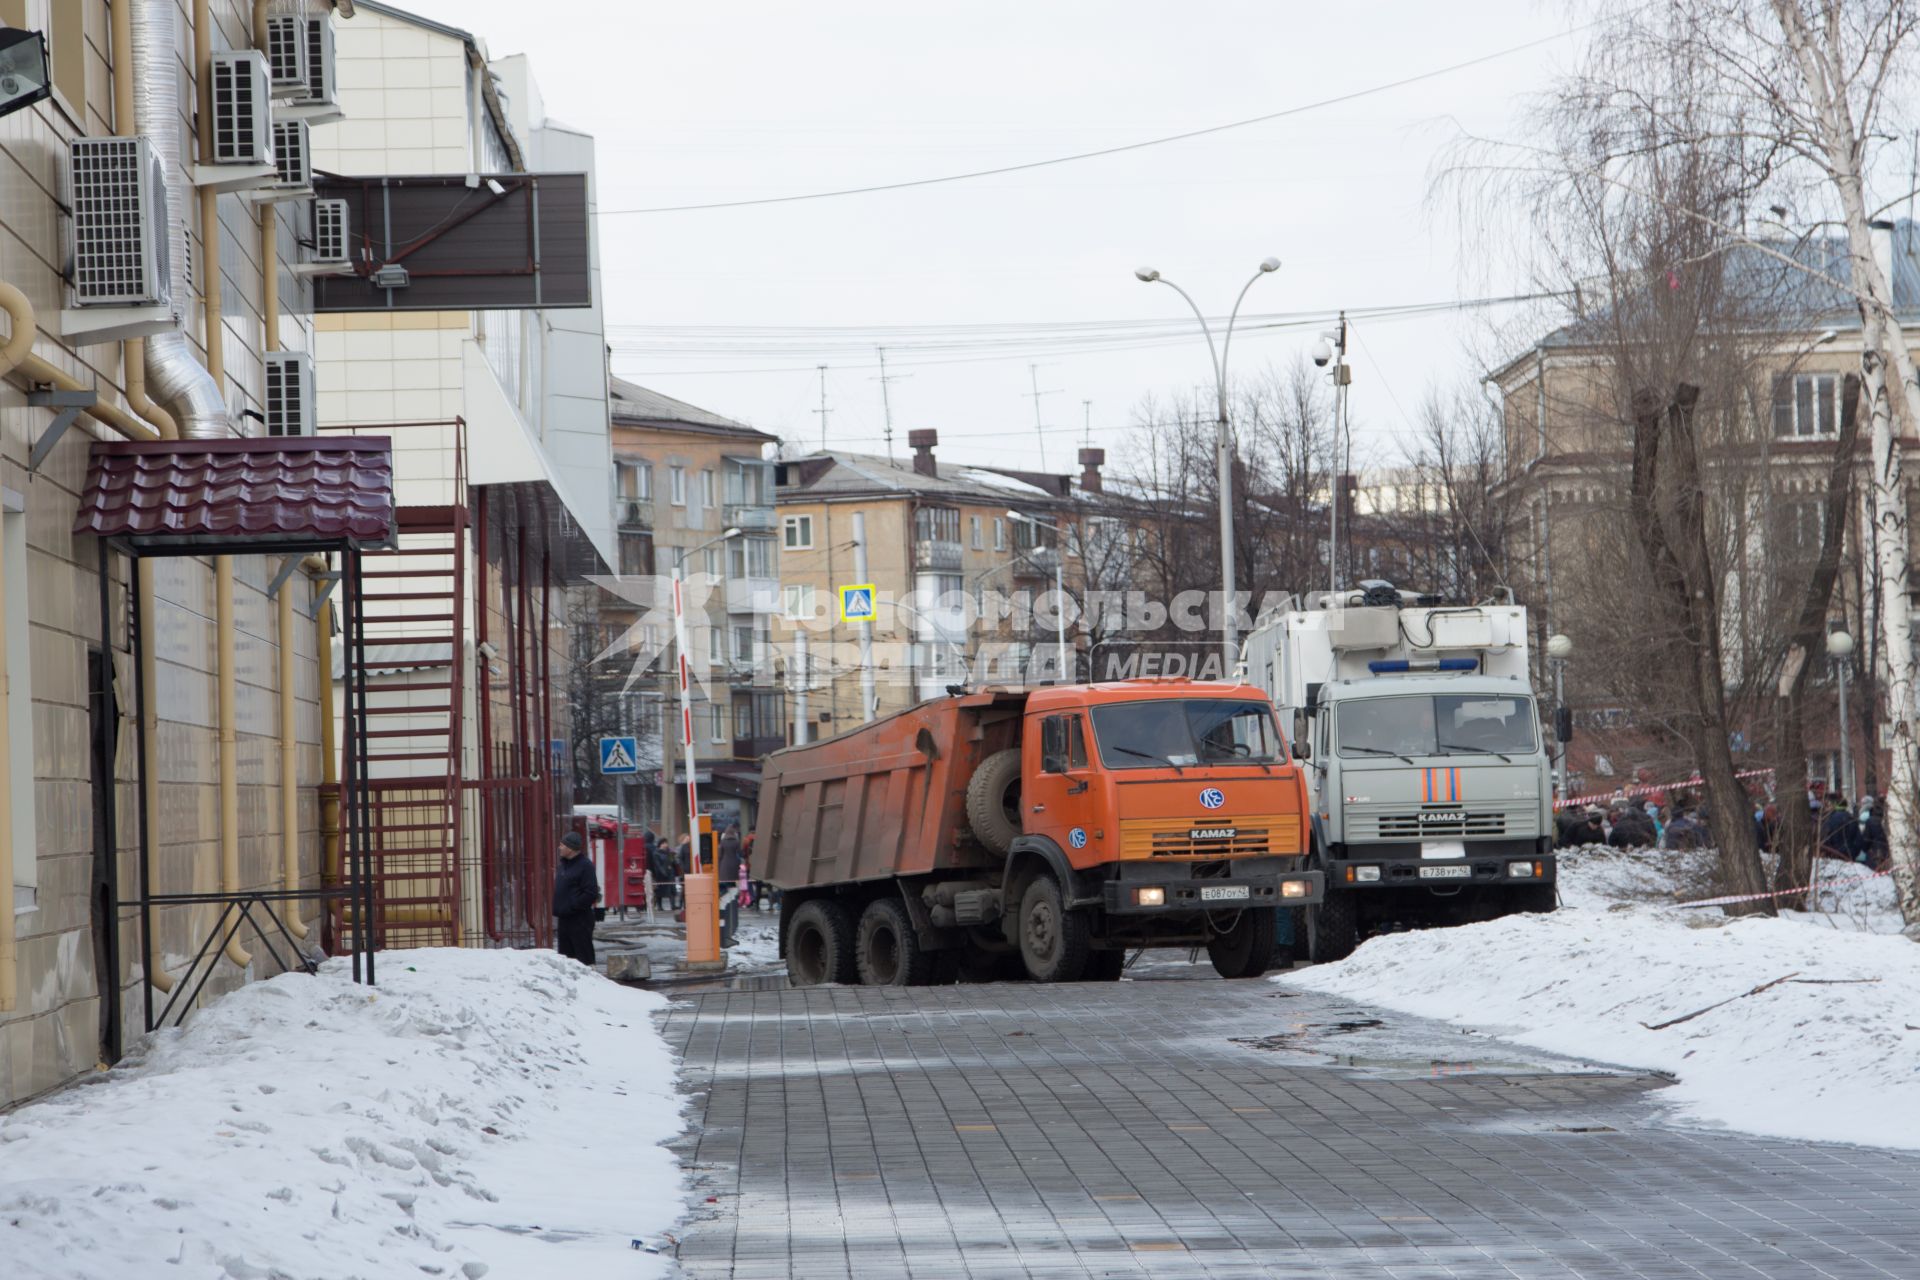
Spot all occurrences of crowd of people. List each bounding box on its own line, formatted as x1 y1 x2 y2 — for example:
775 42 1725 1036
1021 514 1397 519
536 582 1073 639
1553 787 1892 870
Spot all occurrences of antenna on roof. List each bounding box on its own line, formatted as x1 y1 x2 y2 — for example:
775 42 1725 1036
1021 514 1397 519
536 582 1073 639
1082 398 1092 448
872 346 911 461
1026 363 1059 469
814 365 831 451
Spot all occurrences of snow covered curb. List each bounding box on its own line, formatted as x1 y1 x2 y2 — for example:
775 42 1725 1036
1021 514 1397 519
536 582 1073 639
1278 854 1920 1150
1 949 686 1279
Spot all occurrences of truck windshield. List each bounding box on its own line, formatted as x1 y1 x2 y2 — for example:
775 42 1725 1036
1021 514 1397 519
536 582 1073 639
1087 699 1279 769
1335 694 1537 759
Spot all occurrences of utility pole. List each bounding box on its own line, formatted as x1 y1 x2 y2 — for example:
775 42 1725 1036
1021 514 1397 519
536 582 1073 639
814 365 831 451
851 511 877 722
791 629 811 746
1026 363 1060 469
1082 399 1092 448
1325 313 1350 596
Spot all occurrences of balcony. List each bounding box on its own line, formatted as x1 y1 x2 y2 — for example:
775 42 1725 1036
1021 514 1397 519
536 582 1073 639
617 498 651 531
915 538 963 572
724 503 776 532
1013 545 1060 578
725 575 779 615
733 733 787 762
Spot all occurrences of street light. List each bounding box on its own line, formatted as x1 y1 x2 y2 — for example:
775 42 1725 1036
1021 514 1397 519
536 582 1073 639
1313 320 1351 595
1134 257 1281 668
1008 510 1071 683
1827 629 1855 800
1546 633 1573 801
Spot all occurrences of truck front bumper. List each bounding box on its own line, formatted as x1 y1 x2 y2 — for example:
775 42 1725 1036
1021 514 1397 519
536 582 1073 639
1326 850 1556 890
1099 862 1324 914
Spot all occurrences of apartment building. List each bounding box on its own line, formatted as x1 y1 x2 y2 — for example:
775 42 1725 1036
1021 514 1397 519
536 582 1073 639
774 430 1090 732
307 1 613 948
604 378 780 836
1 0 371 1106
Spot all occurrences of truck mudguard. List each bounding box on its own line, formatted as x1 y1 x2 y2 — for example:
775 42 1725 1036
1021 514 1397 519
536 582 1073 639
1005 835 1103 910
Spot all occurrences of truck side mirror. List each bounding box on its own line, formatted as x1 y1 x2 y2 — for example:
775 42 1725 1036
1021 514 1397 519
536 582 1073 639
1291 739 1311 761
1554 706 1573 744
1291 708 1311 760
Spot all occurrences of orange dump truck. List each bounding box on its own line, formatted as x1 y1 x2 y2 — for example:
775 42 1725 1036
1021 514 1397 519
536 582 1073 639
755 678 1322 985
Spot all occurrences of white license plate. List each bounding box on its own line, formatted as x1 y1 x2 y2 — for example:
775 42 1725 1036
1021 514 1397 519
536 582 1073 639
1418 865 1471 880
1421 840 1467 860
1200 885 1250 901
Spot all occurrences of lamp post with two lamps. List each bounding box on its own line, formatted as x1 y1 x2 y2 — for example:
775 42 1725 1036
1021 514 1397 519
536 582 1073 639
1827 629 1855 801
1134 258 1281 668
1546 633 1574 802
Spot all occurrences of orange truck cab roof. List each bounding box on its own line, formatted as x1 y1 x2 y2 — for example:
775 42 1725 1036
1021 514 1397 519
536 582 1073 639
1024 678 1273 711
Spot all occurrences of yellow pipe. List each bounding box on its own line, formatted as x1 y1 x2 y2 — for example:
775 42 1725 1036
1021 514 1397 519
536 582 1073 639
309 560 340 924
215 560 248 968
0 475 14 1011
0 280 32 376
277 585 307 939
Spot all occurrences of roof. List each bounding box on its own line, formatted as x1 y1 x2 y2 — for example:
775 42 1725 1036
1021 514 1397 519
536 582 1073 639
74 437 396 551
608 377 775 441
777 449 1073 505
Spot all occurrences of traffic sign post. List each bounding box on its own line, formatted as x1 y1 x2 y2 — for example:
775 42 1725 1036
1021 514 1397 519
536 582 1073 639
598 735 640 775
839 583 877 622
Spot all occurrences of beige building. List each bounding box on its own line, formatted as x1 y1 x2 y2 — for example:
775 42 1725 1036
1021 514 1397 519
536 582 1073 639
1 0 362 1106
773 430 1099 733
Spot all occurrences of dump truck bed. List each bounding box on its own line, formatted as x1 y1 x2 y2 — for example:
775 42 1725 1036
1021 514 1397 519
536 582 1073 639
755 688 1028 891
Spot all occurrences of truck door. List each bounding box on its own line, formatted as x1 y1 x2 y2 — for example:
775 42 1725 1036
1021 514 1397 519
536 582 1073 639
1026 711 1099 866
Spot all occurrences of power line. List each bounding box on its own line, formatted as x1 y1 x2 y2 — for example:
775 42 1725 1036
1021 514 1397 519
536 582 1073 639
598 23 1601 217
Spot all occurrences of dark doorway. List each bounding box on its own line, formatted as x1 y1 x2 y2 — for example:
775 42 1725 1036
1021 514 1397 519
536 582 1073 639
88 646 122 1064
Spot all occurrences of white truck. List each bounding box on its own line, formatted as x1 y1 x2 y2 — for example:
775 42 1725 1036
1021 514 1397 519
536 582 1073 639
1241 582 1557 961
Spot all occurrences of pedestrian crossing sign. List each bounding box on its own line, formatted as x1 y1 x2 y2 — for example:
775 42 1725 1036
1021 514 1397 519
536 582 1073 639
599 735 640 775
839 583 878 623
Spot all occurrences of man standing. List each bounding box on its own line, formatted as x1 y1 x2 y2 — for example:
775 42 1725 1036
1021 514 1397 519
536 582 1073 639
717 822 743 948
553 830 601 966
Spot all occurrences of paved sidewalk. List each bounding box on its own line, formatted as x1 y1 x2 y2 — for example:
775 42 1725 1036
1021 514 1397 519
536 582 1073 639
657 970 1920 1278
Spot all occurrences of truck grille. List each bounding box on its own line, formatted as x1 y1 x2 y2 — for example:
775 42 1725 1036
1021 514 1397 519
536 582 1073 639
1374 811 1507 838
1118 814 1302 859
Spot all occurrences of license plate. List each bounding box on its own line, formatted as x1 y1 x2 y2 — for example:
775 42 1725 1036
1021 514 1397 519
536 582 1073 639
1418 865 1470 880
1200 885 1250 901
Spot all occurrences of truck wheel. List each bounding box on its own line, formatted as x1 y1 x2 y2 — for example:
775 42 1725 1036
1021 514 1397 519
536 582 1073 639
855 898 934 986
1018 874 1089 982
965 748 1023 855
1207 908 1278 978
1085 948 1126 981
1305 895 1359 964
1511 883 1558 915
786 899 856 986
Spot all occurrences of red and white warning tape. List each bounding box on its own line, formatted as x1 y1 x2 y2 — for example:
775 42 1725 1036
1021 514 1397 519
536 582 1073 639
1673 866 1891 909
1556 768 1775 811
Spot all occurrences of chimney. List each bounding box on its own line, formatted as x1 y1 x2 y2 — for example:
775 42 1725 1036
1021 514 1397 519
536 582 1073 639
1077 446 1105 494
908 429 938 478
1872 219 1897 302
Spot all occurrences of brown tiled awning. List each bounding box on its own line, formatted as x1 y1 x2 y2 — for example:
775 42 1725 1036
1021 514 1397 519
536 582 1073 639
74 437 395 552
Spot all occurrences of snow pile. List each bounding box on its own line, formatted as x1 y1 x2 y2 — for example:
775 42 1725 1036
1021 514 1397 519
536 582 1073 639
1280 849 1920 1149
1 949 685 1279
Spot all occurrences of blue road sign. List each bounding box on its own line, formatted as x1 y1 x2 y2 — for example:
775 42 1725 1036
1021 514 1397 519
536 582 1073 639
599 736 640 775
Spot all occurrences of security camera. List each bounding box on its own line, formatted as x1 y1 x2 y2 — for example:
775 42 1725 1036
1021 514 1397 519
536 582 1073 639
485 178 507 197
1311 336 1334 368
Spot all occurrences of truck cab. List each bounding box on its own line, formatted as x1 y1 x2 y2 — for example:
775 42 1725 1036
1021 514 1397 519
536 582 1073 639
1242 585 1557 960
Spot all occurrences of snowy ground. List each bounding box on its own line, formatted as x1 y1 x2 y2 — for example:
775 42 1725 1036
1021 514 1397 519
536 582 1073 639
1279 846 1920 1150
1 950 685 1280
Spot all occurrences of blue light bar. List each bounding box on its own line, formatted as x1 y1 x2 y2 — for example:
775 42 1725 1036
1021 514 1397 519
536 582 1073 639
1367 657 1480 674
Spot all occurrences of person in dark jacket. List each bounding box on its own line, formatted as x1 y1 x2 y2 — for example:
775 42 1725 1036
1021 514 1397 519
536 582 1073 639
1559 806 1606 849
646 829 676 910
1818 796 1861 862
717 823 744 947
1607 805 1657 848
553 831 601 965
1858 799 1889 869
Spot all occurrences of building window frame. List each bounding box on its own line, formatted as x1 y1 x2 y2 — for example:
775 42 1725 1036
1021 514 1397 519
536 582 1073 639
1773 373 1839 438
783 514 814 550
782 583 817 620
669 465 686 506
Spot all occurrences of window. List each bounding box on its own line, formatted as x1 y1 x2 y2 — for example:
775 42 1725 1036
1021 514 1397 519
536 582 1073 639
707 626 723 665
1334 694 1539 759
618 530 652 577
669 465 686 506
733 624 755 663
783 514 813 549
700 469 716 507
724 458 771 506
616 460 652 501
970 515 983 549
702 546 723 578
1773 373 1839 437
709 704 727 743
1087 699 1279 769
782 584 817 619
728 535 774 579
993 517 1005 550
914 506 961 543
1039 714 1088 773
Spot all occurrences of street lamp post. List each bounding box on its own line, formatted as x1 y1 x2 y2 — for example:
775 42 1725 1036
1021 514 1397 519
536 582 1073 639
1312 318 1350 596
1547 632 1573 802
1008 510 1070 683
1135 258 1280 669
1828 630 1855 800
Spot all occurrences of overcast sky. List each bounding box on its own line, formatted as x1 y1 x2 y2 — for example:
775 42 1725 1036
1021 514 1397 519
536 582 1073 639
391 0 1586 477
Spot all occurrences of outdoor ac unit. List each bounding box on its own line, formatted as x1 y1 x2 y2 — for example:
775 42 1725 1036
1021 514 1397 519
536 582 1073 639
208 50 272 166
310 198 348 265
263 351 316 437
68 136 171 307
288 14 338 116
272 119 312 191
264 14 306 97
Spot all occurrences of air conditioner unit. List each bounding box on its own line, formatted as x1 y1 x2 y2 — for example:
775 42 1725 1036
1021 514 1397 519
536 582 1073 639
281 14 341 123
293 197 351 277
209 50 272 165
270 119 311 193
68 136 171 308
263 351 316 437
263 14 306 97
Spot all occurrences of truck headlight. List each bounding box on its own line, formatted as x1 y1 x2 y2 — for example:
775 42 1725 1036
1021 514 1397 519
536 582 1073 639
1354 866 1380 882
1507 861 1535 877
1135 886 1166 906
1280 880 1309 899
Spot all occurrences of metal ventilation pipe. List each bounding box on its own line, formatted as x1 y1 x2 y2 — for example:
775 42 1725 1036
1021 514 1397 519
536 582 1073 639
131 0 231 440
